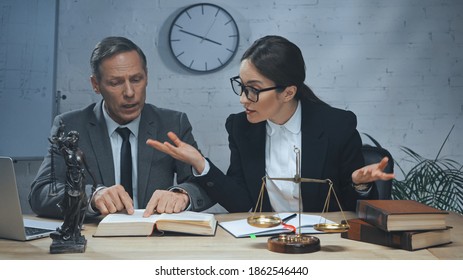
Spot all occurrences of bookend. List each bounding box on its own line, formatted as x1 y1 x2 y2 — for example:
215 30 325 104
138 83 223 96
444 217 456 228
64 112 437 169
247 147 349 254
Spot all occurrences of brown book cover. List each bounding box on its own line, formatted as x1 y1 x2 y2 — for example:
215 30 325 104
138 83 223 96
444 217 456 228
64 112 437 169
341 218 452 251
356 200 448 231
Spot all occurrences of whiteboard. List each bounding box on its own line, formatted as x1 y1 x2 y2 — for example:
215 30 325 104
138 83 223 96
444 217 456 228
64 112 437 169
0 0 57 159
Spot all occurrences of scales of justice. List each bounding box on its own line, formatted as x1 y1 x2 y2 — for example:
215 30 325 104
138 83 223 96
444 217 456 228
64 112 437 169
247 147 350 254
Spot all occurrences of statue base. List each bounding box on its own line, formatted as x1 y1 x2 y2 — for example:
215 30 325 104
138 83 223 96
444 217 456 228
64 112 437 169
50 235 87 254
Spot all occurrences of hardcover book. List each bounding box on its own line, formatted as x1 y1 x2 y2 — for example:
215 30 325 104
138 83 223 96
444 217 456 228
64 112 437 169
94 210 217 237
341 218 452 251
356 200 448 231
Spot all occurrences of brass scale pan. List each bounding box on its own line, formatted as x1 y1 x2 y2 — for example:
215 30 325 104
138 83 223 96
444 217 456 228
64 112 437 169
247 215 349 233
247 176 350 233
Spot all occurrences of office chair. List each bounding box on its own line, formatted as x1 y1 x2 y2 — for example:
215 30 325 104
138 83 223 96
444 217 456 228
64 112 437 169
361 144 394 200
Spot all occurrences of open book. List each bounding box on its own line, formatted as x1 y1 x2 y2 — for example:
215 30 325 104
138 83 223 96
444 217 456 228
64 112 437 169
219 213 334 238
93 210 217 237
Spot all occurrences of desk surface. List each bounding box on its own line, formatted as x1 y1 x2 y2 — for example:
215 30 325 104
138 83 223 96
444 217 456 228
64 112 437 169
0 211 462 260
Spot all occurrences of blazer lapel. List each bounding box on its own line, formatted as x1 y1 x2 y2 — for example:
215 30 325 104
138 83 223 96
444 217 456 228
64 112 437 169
300 101 328 179
88 101 115 186
137 105 155 207
300 101 329 211
241 121 271 211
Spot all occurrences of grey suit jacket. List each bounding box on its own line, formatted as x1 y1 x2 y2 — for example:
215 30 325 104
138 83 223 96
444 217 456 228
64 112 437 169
29 100 212 218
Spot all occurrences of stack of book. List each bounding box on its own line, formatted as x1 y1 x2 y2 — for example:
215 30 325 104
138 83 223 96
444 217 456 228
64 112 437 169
341 200 452 251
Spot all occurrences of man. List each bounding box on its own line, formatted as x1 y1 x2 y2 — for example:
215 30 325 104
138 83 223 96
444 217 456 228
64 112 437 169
29 36 212 218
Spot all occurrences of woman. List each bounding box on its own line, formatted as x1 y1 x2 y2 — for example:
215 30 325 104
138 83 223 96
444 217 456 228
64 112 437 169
147 35 394 213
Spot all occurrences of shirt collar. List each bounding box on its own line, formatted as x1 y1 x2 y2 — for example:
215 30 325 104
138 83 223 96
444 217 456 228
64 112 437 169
266 100 302 136
102 100 140 137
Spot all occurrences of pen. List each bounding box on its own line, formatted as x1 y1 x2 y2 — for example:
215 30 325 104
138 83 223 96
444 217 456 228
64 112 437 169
297 225 314 229
281 213 297 223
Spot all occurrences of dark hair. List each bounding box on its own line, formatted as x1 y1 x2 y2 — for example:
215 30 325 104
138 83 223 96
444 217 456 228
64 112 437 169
241 35 325 104
90 36 147 81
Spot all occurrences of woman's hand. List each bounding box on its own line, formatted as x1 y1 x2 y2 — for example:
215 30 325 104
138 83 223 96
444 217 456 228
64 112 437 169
146 131 206 174
352 157 395 184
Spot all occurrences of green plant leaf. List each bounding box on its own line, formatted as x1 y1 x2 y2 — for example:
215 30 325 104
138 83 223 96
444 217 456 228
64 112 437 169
386 126 463 214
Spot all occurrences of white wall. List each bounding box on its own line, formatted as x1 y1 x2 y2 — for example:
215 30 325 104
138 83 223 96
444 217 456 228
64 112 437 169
56 0 463 174
11 0 463 213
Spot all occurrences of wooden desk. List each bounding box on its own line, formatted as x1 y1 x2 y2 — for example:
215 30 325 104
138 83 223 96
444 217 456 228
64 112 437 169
0 212 461 260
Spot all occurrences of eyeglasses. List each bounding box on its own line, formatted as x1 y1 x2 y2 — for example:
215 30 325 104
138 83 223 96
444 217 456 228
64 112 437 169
230 76 286 103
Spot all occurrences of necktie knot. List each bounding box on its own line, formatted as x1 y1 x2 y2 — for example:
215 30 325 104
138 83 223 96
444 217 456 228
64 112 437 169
116 127 131 140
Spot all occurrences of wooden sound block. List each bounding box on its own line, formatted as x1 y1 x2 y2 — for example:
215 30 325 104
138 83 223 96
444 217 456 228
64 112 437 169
267 234 320 254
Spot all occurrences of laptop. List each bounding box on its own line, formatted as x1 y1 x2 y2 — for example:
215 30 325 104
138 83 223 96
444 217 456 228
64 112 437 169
0 156 62 241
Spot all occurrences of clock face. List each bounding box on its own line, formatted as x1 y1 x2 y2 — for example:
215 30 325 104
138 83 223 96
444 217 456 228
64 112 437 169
169 3 239 73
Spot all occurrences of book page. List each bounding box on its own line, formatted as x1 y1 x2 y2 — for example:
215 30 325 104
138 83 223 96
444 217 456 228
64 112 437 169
159 211 214 222
155 211 216 236
95 210 216 236
219 213 334 238
100 209 160 224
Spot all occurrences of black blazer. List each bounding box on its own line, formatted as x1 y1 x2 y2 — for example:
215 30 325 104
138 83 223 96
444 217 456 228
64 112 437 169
196 99 370 212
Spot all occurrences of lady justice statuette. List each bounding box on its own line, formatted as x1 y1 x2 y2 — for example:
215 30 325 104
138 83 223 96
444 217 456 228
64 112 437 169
48 122 96 254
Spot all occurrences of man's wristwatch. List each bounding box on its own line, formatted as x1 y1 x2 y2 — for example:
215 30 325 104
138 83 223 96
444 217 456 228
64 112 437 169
171 187 189 195
170 187 191 211
352 183 370 192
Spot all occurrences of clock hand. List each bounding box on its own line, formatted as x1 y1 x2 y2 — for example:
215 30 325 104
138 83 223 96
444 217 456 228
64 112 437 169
201 13 218 44
179 29 222 46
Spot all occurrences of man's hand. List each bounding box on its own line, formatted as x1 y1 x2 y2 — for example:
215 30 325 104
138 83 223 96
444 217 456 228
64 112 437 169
91 185 134 215
143 190 189 217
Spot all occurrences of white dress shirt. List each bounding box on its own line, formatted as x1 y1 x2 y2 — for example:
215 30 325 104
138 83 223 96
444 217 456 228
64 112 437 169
102 101 140 208
265 101 302 212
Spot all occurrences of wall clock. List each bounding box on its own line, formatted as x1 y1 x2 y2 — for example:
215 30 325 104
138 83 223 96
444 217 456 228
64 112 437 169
168 3 240 73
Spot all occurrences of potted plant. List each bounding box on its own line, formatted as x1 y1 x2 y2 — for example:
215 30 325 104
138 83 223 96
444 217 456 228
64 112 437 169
365 125 463 214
